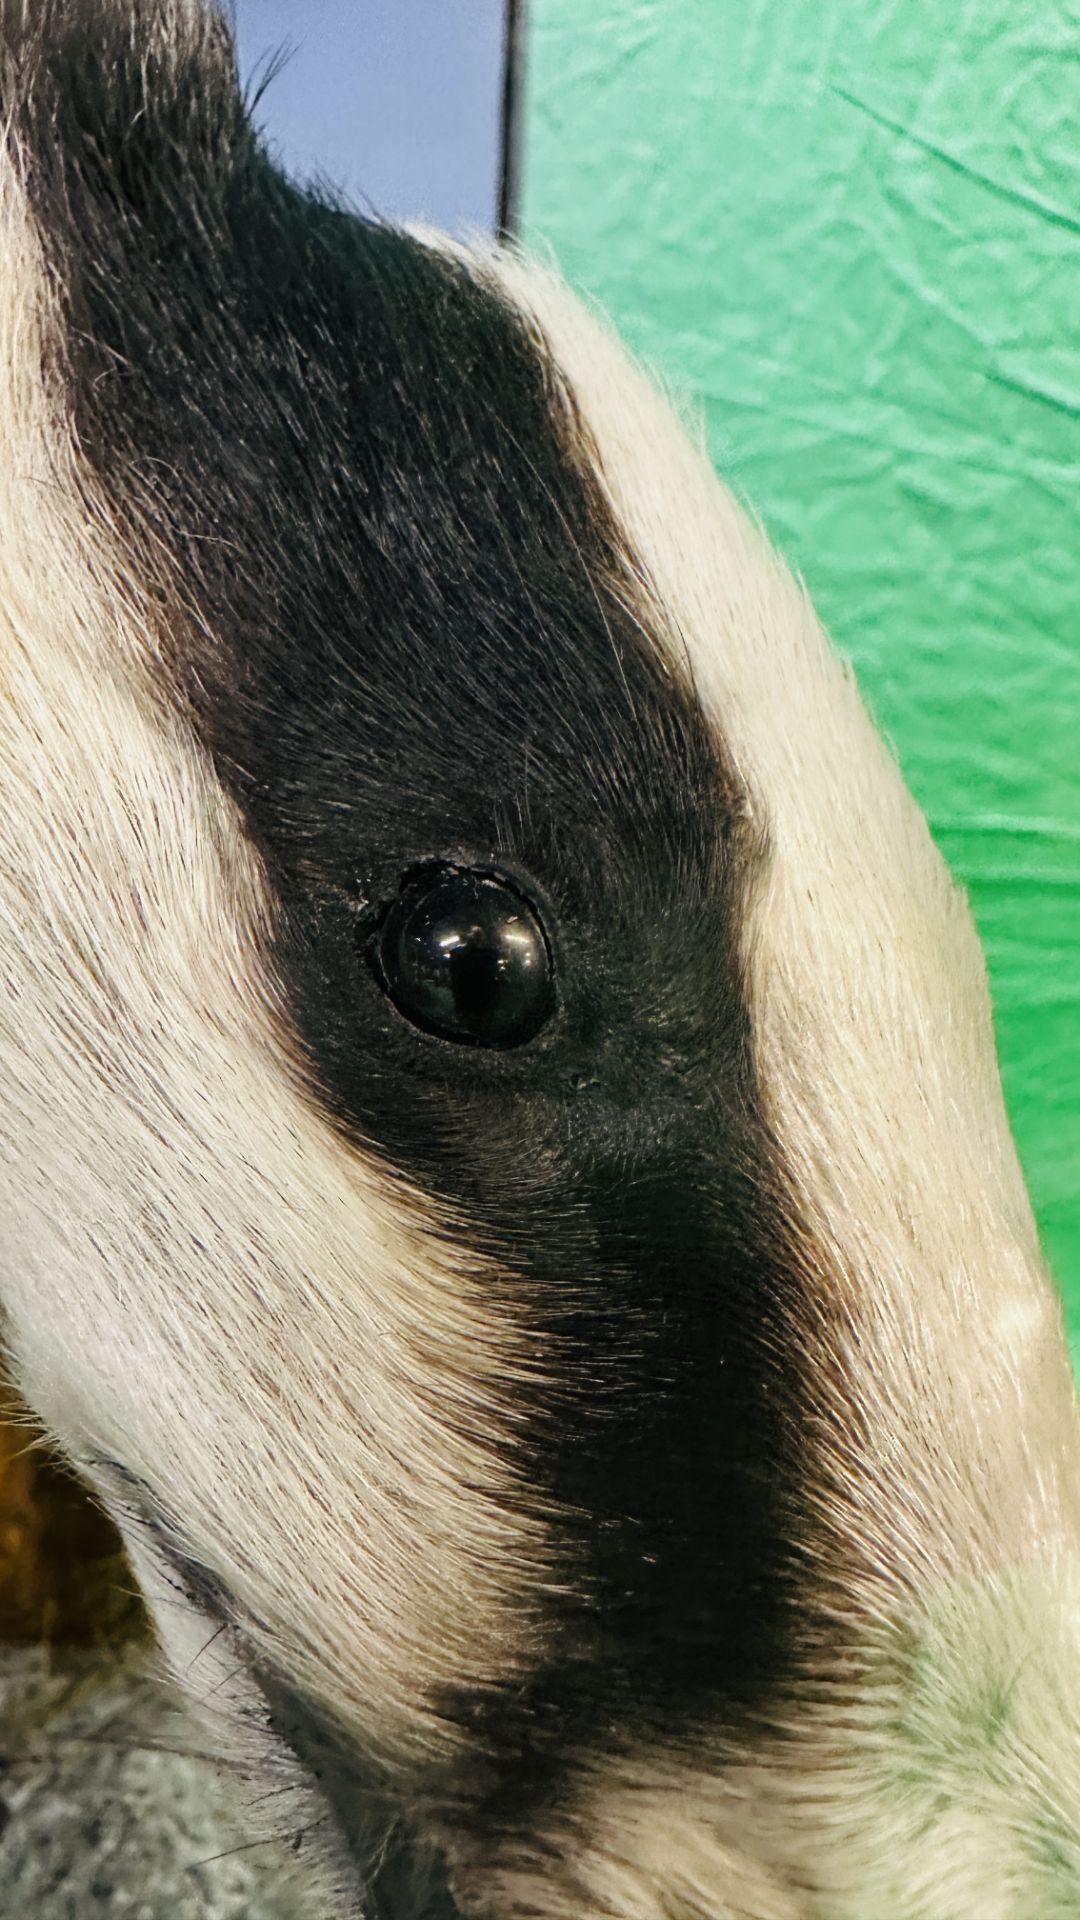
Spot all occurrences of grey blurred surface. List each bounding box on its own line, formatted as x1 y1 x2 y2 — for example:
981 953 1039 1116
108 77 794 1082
0 1645 329 1919
233 0 507 233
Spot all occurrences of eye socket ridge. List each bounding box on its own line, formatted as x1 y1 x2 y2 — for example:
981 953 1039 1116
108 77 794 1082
364 860 557 1050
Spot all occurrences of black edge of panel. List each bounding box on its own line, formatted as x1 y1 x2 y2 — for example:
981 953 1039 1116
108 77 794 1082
497 0 527 241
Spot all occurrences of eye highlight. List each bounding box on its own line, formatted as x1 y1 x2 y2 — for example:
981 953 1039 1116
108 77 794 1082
369 865 555 1048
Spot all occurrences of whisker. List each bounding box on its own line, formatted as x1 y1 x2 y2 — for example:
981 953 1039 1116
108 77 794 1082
0 1731 254 1772
190 1817 328 1872
185 1621 229 1675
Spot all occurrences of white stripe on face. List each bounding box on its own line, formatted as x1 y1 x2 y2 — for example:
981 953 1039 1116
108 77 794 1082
442 249 1080 1917
478 249 1080 1586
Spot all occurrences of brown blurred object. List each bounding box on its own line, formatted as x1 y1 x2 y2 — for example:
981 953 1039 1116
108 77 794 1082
0 1400 147 1645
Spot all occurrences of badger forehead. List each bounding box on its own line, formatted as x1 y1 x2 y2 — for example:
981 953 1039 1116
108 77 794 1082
0 3 1078 1910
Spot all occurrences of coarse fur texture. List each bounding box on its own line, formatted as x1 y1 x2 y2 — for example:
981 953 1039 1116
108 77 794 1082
0 3 1076 1916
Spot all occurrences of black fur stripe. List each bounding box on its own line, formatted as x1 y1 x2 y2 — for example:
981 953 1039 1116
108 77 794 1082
10 0 823 1838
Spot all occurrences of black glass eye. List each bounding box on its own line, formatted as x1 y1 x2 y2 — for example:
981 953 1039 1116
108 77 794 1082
371 866 555 1048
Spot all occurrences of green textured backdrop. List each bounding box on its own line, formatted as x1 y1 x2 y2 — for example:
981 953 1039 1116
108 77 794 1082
521 0 1080 1356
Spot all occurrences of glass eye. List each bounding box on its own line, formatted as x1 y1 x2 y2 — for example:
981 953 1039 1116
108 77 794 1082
371 866 555 1048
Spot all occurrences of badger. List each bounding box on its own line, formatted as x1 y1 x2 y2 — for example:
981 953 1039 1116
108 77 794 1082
0 3 1076 1915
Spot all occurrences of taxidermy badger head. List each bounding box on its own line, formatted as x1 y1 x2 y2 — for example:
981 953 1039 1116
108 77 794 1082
0 3 1077 1915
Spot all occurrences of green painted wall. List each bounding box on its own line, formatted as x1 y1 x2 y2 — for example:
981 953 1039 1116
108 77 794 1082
521 1 1080 1349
